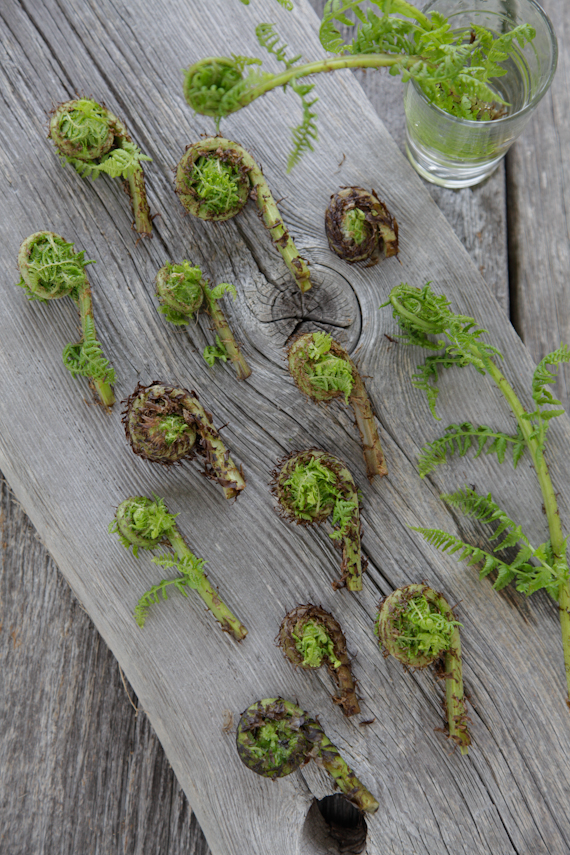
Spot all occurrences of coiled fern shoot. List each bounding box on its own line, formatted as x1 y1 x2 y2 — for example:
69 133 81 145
271 449 363 590
175 137 311 292
236 697 378 812
17 231 116 407
49 98 153 236
383 282 570 707
288 331 387 479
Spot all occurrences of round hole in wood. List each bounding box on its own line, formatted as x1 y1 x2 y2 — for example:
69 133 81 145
301 795 368 855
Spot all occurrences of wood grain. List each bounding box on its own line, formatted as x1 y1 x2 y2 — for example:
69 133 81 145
1 1 568 854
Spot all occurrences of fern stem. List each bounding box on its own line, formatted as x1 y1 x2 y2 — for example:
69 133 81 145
202 286 251 380
244 150 312 292
237 54 415 110
350 372 388 480
169 530 247 641
445 626 469 755
482 357 570 702
76 282 115 407
127 166 153 237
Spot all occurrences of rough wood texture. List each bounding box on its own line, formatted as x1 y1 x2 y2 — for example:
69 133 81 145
1 1 568 854
507 0 570 404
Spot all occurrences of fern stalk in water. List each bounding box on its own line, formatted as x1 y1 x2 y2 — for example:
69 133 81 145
384 282 570 706
183 2 535 169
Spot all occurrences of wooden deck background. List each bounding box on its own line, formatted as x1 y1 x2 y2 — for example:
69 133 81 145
1 0 570 853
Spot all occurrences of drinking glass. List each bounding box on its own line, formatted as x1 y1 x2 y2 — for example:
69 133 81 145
404 0 557 188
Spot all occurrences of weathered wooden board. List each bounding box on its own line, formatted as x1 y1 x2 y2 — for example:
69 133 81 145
1 1 570 854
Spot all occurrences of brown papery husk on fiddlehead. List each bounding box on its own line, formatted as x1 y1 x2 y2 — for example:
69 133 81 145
122 381 245 499
278 604 360 716
376 583 471 754
287 333 387 479
325 187 398 265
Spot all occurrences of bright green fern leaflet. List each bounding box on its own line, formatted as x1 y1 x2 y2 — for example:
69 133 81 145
293 619 342 669
393 594 461 660
306 332 354 403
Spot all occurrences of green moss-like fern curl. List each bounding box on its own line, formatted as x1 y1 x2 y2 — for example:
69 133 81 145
122 382 246 499
325 187 399 265
287 332 387 479
176 137 312 292
376 584 470 754
49 98 153 237
278 604 360 716
16 231 115 407
236 697 379 812
113 495 176 554
176 139 250 220
156 261 204 322
271 449 363 590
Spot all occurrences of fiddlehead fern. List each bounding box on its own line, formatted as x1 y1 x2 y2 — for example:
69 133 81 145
49 98 153 237
383 282 570 707
375 584 470 754
288 332 387 479
325 187 398 264
110 495 247 640
122 382 246 499
175 137 312 292
271 449 363 591
278 604 360 716
236 697 379 812
17 231 115 407
155 261 251 380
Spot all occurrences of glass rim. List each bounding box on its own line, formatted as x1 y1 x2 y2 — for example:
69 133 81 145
412 0 558 126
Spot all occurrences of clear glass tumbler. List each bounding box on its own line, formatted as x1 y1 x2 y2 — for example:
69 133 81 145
404 0 557 188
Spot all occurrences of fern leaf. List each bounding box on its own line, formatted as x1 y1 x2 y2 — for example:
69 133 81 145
441 486 531 548
417 423 524 477
532 344 570 405
287 88 319 171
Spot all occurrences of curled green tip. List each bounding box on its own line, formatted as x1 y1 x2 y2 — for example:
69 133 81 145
112 496 177 553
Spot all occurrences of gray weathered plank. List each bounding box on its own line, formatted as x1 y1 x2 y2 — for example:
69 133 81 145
506 0 570 403
3 1 566 851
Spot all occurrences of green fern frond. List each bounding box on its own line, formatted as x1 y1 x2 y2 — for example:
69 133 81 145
208 281 237 301
385 283 503 419
411 526 519 591
65 141 151 180
418 422 525 477
287 87 319 171
256 23 301 68
441 486 531 550
532 344 570 408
